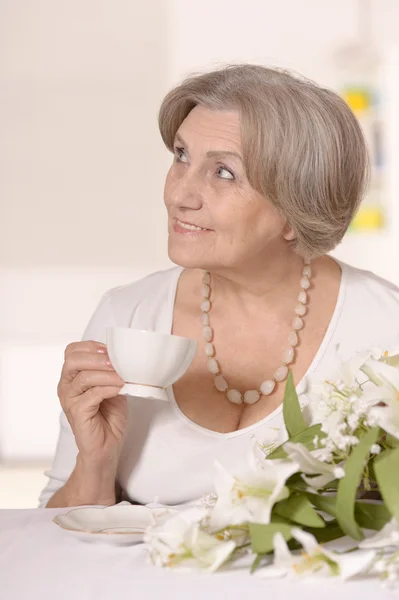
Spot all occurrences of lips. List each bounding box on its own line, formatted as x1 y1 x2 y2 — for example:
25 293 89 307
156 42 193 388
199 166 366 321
174 218 209 232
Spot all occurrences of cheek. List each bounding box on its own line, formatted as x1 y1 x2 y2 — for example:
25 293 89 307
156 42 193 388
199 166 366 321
163 169 175 206
223 198 285 240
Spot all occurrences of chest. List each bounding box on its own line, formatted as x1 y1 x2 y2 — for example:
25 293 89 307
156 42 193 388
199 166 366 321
171 299 330 434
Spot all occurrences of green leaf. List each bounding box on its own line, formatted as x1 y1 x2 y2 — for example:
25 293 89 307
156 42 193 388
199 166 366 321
322 480 340 491
305 493 337 518
367 458 377 483
306 520 345 544
270 513 292 525
285 473 309 492
249 522 293 554
384 434 399 449
267 424 325 460
266 446 288 460
273 493 325 528
355 501 391 531
306 493 390 531
374 447 399 523
283 371 307 438
284 521 345 549
250 554 268 574
336 427 380 540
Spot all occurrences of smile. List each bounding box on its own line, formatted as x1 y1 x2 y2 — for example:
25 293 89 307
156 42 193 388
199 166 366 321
175 218 208 232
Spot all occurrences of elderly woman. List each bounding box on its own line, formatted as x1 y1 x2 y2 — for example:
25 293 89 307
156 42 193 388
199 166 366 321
40 65 399 509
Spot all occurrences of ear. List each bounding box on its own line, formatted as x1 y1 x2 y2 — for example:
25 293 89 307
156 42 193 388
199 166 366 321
283 223 296 241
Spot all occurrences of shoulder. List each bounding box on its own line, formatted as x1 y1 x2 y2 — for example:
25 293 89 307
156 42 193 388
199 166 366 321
106 266 183 312
83 266 183 342
305 260 399 386
341 261 399 308
333 260 399 349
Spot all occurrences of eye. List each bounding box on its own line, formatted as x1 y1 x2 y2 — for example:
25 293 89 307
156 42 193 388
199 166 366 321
174 147 188 163
216 166 235 180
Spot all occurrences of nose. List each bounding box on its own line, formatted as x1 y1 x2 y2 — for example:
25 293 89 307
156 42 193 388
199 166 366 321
169 169 203 211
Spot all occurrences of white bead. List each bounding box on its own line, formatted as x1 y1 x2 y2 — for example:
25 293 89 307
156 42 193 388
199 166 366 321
274 365 289 382
298 290 307 304
300 277 310 290
203 326 213 342
227 389 243 404
201 312 210 326
214 375 228 392
288 331 299 346
201 299 211 312
244 390 260 404
303 265 312 277
283 346 295 364
295 304 307 316
204 342 214 357
207 358 219 374
292 316 304 331
203 272 210 285
260 379 276 396
202 284 210 298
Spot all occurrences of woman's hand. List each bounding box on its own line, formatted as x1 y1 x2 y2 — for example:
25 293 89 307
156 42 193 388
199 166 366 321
57 341 128 465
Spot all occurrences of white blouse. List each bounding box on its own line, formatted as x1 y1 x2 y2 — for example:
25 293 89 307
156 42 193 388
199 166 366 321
39 260 399 507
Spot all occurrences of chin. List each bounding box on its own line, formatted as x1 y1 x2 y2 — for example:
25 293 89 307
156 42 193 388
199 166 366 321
168 243 221 271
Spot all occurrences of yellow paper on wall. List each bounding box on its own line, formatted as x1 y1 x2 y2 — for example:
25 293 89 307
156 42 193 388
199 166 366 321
350 206 384 231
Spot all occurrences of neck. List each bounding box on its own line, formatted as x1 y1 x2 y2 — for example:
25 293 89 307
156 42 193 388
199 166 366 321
208 251 305 310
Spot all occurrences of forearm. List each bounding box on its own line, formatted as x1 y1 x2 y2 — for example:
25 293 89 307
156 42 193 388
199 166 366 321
46 454 118 508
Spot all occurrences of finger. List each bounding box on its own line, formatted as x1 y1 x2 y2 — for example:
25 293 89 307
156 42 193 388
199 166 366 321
69 370 125 397
65 341 107 358
68 386 125 418
61 352 116 382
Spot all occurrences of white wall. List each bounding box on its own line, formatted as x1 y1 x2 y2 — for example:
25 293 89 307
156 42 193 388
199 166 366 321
0 0 171 268
0 0 171 461
168 0 357 87
0 266 142 461
168 0 399 85
1 0 399 461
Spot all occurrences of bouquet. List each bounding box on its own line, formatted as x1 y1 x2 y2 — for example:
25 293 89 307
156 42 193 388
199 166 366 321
145 347 399 585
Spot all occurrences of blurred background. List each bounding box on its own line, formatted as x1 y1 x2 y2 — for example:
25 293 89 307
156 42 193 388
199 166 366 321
1 0 398 507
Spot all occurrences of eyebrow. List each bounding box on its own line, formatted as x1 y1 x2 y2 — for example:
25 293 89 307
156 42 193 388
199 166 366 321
174 133 243 162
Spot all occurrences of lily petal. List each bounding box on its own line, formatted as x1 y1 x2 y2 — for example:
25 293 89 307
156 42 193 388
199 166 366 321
284 443 336 477
365 358 399 390
359 518 399 549
210 455 298 530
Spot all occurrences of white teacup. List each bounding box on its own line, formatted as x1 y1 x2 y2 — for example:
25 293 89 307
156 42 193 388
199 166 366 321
106 327 198 400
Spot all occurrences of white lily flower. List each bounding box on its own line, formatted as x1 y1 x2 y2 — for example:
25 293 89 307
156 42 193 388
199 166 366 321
308 346 375 403
187 527 237 572
368 400 399 438
144 507 236 572
359 518 399 550
361 359 399 439
257 528 375 580
363 357 399 389
283 442 344 490
341 348 380 386
306 346 387 426
209 452 299 530
258 426 288 457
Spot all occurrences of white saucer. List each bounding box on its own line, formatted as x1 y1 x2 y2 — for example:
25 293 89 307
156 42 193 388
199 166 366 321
53 505 159 546
120 383 168 401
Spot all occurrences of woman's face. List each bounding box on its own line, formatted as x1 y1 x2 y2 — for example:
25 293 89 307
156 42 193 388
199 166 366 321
164 105 293 271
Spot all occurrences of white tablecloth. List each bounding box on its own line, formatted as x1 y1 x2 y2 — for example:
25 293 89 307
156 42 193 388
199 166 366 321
0 508 392 600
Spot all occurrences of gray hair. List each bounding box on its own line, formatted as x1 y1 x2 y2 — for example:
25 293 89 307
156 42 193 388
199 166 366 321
158 64 369 258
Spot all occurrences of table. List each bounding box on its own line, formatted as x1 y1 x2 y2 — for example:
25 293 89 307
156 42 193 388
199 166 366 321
0 508 392 600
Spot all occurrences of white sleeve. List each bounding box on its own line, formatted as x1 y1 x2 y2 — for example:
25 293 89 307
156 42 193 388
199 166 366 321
38 290 117 507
